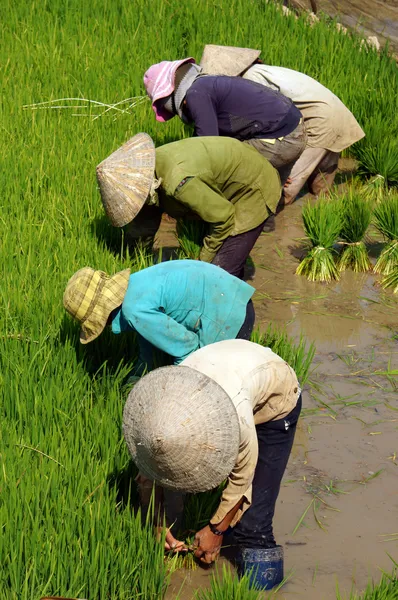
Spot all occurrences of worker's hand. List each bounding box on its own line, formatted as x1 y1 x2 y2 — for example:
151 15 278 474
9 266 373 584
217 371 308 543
193 525 223 565
164 529 188 553
283 177 293 188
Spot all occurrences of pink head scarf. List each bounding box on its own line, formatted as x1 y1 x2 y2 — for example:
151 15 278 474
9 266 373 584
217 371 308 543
143 58 196 122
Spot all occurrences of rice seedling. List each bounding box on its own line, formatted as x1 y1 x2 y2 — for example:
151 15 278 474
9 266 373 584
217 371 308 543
296 199 341 282
373 195 398 275
1 0 397 596
195 567 263 600
251 325 315 385
336 565 398 599
175 219 208 260
381 267 398 293
337 189 373 272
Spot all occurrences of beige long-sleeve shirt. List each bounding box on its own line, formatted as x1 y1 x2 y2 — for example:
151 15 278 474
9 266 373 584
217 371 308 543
243 64 365 152
181 339 300 526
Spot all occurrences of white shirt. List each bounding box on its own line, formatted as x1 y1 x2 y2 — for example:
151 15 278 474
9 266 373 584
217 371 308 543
243 64 365 152
181 339 300 525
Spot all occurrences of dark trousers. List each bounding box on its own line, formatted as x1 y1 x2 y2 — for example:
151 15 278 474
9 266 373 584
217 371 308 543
212 220 268 280
236 300 255 341
233 395 302 548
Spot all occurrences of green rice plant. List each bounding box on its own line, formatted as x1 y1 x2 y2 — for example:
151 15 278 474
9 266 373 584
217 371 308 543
176 219 208 260
195 566 263 600
1 0 398 595
355 118 398 187
251 325 316 386
373 194 398 275
381 267 398 294
182 483 226 535
337 567 398 599
296 199 341 282
337 190 373 272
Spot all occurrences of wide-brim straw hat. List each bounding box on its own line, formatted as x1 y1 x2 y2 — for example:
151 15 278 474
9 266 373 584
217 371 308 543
200 44 261 77
96 133 155 228
63 266 130 344
123 365 240 493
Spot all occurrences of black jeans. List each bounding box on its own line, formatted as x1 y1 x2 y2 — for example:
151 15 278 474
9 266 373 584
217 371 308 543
212 220 268 280
233 395 302 548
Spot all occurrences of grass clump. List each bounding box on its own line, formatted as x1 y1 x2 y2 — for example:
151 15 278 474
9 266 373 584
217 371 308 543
296 198 341 282
176 220 208 260
338 190 373 272
251 325 315 386
373 194 398 275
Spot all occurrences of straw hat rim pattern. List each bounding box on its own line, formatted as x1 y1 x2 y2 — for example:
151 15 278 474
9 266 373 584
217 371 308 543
96 133 156 227
63 267 131 344
123 365 240 493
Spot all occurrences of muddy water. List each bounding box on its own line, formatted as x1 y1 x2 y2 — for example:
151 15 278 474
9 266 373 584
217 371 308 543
157 190 398 600
316 0 398 51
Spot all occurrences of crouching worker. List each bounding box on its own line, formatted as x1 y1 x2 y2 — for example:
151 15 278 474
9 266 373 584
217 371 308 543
63 260 255 373
143 58 306 184
200 44 365 205
97 133 281 279
122 339 302 590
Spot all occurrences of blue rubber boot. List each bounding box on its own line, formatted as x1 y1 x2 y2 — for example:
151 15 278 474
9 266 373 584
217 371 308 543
238 545 284 590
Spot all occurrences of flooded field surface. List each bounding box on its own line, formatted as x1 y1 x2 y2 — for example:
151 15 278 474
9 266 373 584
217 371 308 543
159 175 398 599
316 0 398 50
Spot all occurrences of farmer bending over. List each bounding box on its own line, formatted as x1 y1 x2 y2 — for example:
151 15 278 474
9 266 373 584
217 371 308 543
143 58 306 184
63 260 255 374
123 339 302 591
200 45 365 205
96 133 280 279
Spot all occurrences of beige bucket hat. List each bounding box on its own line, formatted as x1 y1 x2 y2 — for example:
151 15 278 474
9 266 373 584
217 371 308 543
123 365 240 493
63 267 131 344
200 44 261 77
96 133 155 228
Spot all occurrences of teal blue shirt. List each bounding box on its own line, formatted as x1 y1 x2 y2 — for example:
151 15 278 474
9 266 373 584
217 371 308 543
111 260 254 364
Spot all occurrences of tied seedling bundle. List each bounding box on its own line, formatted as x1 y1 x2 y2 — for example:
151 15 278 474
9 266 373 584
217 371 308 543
296 198 341 282
382 267 398 293
373 194 398 277
338 190 372 272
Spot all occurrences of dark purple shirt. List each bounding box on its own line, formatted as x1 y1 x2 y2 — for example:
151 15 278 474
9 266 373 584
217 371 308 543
184 75 301 140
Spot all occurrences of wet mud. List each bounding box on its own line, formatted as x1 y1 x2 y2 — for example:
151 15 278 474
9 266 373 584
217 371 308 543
316 0 398 51
158 173 398 599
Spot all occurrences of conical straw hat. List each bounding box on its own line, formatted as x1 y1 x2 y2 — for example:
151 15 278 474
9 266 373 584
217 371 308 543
96 133 155 228
123 365 240 493
200 44 261 77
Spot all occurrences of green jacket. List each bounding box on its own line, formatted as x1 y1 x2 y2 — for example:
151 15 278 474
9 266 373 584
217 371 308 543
128 137 281 262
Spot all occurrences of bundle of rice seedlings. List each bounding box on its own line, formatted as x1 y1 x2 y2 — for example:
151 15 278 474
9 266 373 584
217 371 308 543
251 325 315 386
296 198 341 282
373 194 398 275
381 267 398 294
338 190 372 272
176 220 207 260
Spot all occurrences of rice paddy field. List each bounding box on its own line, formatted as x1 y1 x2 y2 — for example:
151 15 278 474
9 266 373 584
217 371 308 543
1 0 398 598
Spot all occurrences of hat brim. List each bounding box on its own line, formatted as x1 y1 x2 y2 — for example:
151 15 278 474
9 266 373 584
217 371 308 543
200 45 261 77
97 134 156 228
80 268 131 344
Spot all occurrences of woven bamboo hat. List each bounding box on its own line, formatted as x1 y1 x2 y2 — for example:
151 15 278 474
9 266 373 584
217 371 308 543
63 267 130 344
123 365 240 493
200 44 261 77
96 133 155 228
